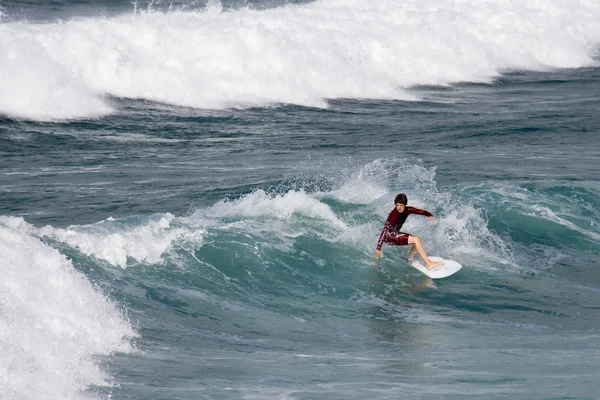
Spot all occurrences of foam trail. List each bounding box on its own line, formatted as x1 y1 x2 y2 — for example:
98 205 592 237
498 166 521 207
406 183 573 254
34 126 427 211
1 0 600 120
0 216 136 400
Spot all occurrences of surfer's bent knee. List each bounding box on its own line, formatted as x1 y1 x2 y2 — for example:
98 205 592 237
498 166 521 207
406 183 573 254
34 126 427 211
408 235 421 244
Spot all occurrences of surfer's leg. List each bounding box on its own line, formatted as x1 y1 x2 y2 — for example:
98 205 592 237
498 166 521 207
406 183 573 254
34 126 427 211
408 235 443 270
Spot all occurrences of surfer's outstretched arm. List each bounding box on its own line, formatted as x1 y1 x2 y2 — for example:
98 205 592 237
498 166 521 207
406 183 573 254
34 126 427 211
406 206 435 221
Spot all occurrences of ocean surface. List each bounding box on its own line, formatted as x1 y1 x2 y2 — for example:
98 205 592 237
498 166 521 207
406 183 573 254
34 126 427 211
1 1 600 399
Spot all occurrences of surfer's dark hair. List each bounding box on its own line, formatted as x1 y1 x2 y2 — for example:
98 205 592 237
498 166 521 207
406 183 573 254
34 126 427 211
394 193 408 205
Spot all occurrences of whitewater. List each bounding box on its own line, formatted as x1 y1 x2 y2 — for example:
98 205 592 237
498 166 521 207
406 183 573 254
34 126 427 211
1 0 600 120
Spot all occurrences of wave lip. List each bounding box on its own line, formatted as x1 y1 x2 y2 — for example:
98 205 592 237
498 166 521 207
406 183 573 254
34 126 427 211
206 189 347 228
38 213 203 268
0 216 136 400
1 0 600 120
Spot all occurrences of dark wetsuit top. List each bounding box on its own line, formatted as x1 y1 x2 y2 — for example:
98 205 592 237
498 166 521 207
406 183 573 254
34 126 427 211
376 206 433 250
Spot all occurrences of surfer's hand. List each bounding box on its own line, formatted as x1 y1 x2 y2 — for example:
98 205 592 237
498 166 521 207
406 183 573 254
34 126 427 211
428 216 435 222
374 250 382 259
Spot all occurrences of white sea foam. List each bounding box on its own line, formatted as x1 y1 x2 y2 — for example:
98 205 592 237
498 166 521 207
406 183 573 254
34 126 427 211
1 0 599 120
38 213 204 267
0 23 113 120
207 189 347 228
434 204 513 266
0 216 136 400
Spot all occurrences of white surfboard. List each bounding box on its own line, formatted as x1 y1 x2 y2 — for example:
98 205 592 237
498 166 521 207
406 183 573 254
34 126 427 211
410 256 462 279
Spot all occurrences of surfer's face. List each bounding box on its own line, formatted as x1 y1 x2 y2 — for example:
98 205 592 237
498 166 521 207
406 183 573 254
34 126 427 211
395 203 406 212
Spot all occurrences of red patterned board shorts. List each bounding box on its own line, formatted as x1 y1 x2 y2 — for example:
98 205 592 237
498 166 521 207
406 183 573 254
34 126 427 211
384 232 411 246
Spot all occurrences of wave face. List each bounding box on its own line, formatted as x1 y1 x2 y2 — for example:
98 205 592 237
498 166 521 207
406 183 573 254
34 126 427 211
24 158 597 276
1 0 600 120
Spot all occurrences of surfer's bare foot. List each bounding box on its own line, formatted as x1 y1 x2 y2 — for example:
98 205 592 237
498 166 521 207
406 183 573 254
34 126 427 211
426 260 444 270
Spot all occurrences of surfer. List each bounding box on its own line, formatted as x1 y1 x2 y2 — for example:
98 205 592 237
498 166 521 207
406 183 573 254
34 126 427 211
374 193 444 270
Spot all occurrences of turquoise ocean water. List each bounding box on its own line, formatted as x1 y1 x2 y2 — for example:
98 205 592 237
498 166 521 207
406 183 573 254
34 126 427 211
1 1 600 399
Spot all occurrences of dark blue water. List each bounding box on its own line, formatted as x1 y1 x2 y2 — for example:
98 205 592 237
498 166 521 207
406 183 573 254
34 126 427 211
1 1 600 399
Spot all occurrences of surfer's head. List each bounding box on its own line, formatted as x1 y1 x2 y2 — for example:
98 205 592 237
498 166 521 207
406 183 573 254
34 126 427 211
394 193 408 212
